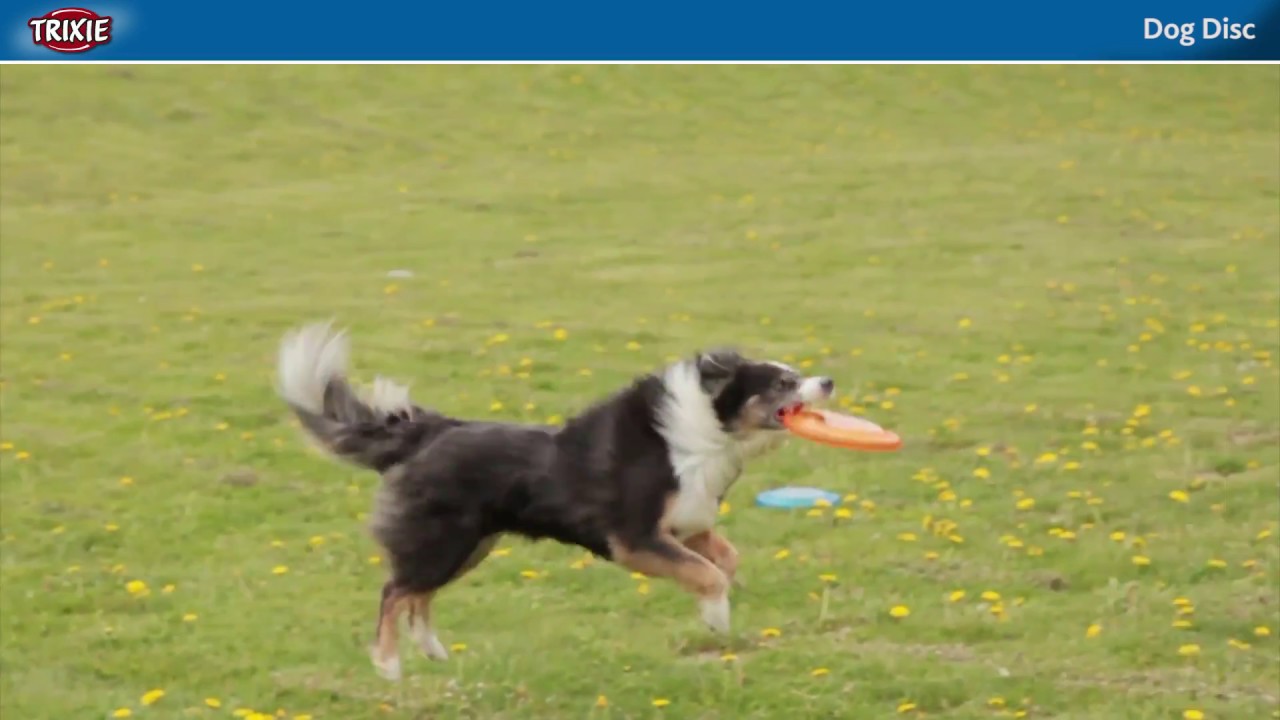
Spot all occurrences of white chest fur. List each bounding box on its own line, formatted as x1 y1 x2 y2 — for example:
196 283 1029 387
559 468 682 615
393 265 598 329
665 450 743 538
656 361 749 539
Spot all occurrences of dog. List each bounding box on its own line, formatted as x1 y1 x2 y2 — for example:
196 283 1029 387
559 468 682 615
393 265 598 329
276 322 834 679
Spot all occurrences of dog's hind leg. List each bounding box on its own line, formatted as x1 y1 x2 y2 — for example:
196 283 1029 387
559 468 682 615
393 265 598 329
608 533 732 633
374 523 488 675
371 581 410 680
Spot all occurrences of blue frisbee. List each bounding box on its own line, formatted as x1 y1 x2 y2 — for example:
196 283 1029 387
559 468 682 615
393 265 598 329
755 486 842 509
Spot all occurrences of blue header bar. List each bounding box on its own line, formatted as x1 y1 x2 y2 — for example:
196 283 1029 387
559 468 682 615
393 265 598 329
4 0 1279 61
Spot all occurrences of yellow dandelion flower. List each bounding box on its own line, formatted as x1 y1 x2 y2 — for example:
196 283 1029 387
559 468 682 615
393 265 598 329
761 627 782 638
721 652 738 662
973 467 991 479
1035 452 1057 464
652 698 670 708
811 667 830 677
897 532 918 542
519 570 541 579
948 590 966 603
1255 626 1272 637
988 697 1007 708
1183 711 1205 720
1016 498 1036 511
112 709 132 718
553 328 568 340
889 605 910 619
774 549 791 560
1169 490 1190 503
140 690 165 706
1172 619 1193 629
272 565 289 575
1177 643 1201 657
834 507 853 519
819 573 838 583
1228 638 1251 650
1086 623 1102 638
294 715 313 720
1207 558 1227 569
897 701 917 713
595 695 609 708
1132 555 1152 566
981 590 1001 602
450 643 467 652
205 699 222 708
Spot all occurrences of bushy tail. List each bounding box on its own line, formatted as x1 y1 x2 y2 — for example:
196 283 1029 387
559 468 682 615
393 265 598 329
276 322 446 473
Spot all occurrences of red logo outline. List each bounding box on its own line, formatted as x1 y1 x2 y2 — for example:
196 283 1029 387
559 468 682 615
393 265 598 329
28 8 113 54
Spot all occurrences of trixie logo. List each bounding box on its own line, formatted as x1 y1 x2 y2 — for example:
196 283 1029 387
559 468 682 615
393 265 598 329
29 8 113 53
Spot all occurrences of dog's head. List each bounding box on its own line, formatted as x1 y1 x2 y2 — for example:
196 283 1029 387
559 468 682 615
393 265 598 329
693 349 835 434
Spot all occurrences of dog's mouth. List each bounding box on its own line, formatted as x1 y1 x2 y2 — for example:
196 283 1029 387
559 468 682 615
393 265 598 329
775 402 807 421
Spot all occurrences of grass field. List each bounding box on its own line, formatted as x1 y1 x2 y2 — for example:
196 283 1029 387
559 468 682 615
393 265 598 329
1 65 1278 720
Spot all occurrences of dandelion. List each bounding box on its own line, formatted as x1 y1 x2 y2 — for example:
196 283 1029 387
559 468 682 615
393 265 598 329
1228 638 1251 650
141 690 165 706
183 613 198 622
761 627 782 638
1016 498 1036 510
889 605 911 619
112 709 132 718
1086 623 1102 638
811 667 830 677
981 591 1001 602
595 695 609 708
1182 712 1204 720
721 652 737 662
973 467 991 479
1255 626 1272 637
272 566 289 575
774 549 791 560
1178 643 1201 657
205 699 222 709
553 328 568 340
1169 490 1190 503
834 508 853 519
652 698 671 708
1207 558 1228 569
897 701 917 713
450 642 467 652
819 573 838 583
1132 555 1152 566
519 570 542 579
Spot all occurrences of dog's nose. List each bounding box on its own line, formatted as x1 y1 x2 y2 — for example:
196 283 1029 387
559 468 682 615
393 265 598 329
819 377 835 394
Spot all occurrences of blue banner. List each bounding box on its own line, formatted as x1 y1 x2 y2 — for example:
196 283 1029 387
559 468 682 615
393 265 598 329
4 0 1279 61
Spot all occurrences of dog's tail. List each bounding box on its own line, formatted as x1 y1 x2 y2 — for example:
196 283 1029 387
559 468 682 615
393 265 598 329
277 322 449 473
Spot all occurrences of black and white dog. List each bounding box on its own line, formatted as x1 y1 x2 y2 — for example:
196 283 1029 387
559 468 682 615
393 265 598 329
277 322 834 679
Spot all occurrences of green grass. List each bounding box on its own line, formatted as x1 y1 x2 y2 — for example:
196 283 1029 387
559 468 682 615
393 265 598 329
1 65 1278 720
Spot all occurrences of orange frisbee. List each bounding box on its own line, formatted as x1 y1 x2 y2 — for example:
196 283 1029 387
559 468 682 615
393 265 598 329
781 408 902 452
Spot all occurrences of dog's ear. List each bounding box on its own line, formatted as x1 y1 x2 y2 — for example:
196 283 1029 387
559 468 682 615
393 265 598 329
696 349 742 394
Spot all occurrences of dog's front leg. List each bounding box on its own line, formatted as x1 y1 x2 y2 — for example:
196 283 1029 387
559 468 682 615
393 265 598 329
609 533 732 633
683 530 741 587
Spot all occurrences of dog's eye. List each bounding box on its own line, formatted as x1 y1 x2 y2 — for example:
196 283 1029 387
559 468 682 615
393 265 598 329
775 377 798 392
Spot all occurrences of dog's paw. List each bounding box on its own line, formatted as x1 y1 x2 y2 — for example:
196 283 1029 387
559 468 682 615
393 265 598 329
699 593 731 634
412 625 450 661
370 651 402 681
